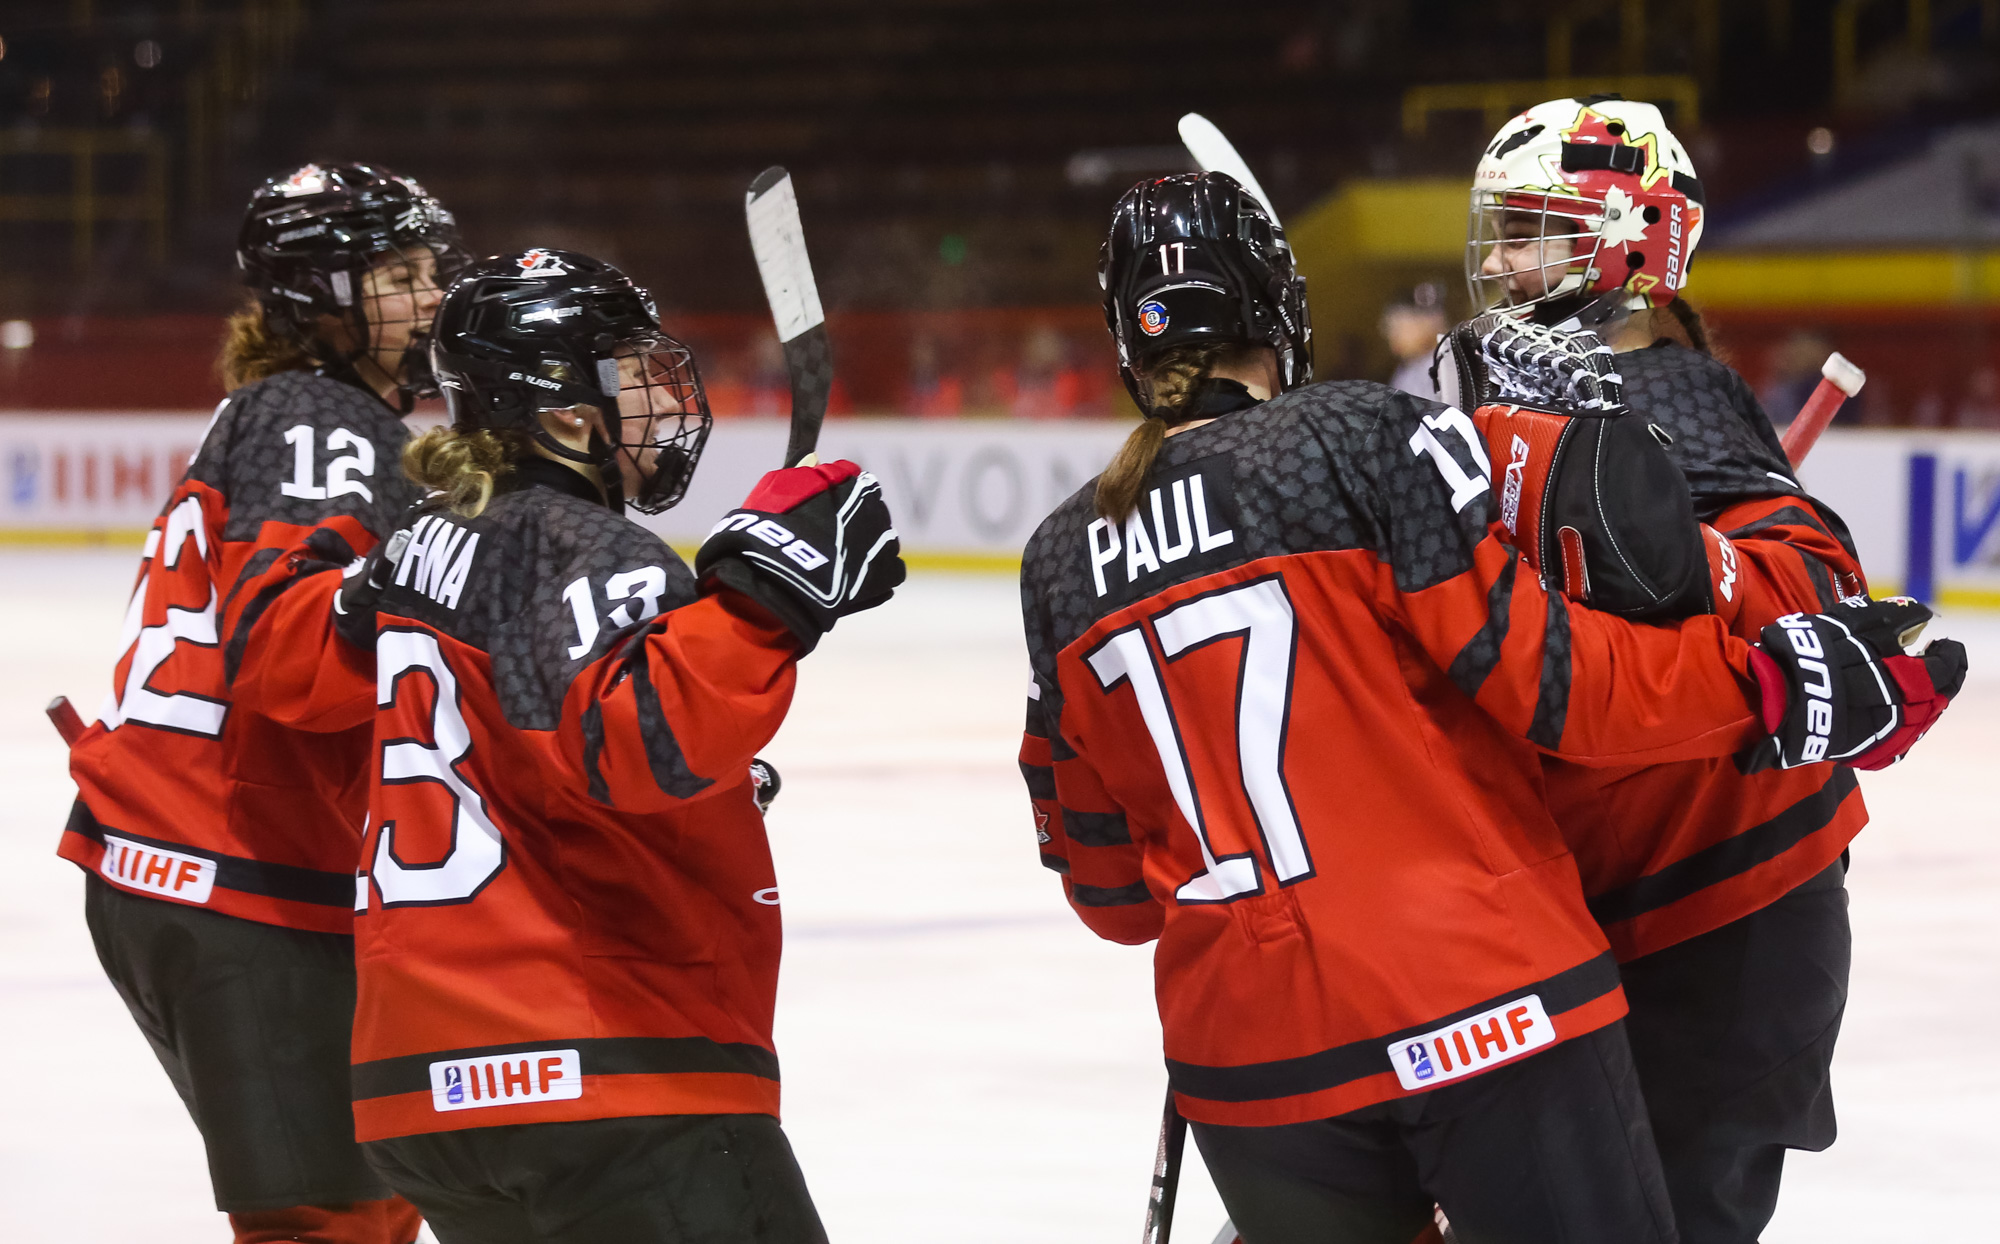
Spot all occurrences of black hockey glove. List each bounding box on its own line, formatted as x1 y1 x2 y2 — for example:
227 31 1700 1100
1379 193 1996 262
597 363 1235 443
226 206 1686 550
749 757 782 814
329 525 414 651
1744 596 1967 772
1448 317 1710 621
695 460 905 653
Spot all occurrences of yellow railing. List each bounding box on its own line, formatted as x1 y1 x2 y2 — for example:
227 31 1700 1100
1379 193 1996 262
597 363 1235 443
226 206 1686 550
0 129 168 266
1401 74 1700 138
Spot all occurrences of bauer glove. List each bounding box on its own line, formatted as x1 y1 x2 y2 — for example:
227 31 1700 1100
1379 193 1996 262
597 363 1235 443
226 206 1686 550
329 525 414 652
1744 595 1967 772
695 460 905 652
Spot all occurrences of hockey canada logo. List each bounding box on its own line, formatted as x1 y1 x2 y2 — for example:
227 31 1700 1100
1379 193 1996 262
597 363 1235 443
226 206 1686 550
430 1048 581 1112
516 248 568 277
1386 994 1554 1091
276 164 328 197
1138 300 1170 336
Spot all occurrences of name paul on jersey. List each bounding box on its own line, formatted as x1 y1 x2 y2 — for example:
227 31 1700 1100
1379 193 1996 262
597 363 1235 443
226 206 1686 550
1083 454 1241 606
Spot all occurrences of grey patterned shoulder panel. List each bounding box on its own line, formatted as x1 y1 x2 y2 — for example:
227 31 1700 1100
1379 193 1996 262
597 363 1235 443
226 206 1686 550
1020 379 1489 670
202 370 424 543
377 488 699 731
1615 344 1802 516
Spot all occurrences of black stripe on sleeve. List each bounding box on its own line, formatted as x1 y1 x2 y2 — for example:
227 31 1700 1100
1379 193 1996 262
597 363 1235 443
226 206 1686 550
622 638 715 801
1070 879 1153 908
1527 592 1572 750
1040 852 1072 875
1722 505 1834 545
580 700 612 805
350 1035 780 1101
1166 952 1621 1104
1586 768 1858 926
1800 553 1838 609
1019 761 1057 800
1447 557 1518 700
1061 807 1131 846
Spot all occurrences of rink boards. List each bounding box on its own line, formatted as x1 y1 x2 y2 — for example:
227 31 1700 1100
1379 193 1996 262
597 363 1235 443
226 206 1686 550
2 413 1998 605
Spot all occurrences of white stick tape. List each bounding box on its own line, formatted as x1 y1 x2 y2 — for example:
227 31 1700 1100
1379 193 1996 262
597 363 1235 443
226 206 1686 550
1821 351 1867 397
745 174 825 344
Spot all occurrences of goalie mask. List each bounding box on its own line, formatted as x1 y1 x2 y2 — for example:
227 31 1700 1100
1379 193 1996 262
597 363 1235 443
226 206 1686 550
1101 172 1312 413
237 162 469 409
1467 96 1706 319
430 248 712 514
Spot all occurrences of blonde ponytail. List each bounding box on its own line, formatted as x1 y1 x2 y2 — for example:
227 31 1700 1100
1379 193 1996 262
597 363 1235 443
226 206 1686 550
403 426 517 518
1094 343 1231 521
218 301 317 390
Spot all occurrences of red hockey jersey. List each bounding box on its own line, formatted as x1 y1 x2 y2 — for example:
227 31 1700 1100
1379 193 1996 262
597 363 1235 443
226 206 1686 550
61 370 421 933
1020 381 1769 1128
235 461 802 1141
1546 344 1871 962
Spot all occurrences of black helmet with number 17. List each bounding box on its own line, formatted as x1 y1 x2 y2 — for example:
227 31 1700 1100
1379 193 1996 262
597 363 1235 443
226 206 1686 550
1100 172 1312 412
430 248 712 514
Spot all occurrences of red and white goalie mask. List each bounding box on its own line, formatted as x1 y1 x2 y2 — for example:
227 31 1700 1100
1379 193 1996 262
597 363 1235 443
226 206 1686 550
1467 96 1706 316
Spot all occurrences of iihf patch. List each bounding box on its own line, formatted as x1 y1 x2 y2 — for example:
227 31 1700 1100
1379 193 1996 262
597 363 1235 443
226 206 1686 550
1138 300 1170 336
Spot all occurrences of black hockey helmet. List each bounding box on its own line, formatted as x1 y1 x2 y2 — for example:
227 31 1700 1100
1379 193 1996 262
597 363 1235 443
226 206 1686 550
1100 171 1312 412
236 162 467 407
430 248 712 514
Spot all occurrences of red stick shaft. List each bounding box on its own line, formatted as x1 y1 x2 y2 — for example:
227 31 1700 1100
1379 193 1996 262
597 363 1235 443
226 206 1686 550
1780 378 1847 466
46 696 85 747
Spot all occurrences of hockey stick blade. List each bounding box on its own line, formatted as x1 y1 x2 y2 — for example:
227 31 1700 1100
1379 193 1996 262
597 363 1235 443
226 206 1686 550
47 695 85 747
745 166 833 468
1143 1089 1188 1244
1178 113 1281 232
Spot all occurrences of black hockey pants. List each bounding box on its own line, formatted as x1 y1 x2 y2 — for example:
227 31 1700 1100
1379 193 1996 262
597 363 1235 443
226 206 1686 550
1190 1021 1678 1244
1621 857 1851 1244
364 1113 829 1244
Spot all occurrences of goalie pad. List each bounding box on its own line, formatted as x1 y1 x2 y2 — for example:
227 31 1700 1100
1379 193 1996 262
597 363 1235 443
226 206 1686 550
1449 317 1711 619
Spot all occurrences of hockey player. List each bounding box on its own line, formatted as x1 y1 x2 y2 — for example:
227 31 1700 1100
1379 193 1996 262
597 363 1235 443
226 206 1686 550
58 162 462 1244
1020 173 1964 1242
1458 94 1894 1242
229 249 903 1242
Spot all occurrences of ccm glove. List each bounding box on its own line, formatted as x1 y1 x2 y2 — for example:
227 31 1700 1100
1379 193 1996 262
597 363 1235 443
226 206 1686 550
695 460 905 652
1744 595 1968 772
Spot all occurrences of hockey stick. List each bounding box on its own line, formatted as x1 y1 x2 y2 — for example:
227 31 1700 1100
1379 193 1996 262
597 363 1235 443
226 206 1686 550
47 695 85 747
1143 1089 1188 1244
1780 352 1866 468
1177 113 1281 231
745 166 833 469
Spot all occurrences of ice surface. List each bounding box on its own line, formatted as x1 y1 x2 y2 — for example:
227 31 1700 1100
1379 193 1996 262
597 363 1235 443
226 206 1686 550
1 550 1993 1241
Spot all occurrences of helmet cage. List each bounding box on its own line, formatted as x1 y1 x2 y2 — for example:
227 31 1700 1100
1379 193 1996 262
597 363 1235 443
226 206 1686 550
1466 188 1609 316
432 252 713 513
239 164 469 407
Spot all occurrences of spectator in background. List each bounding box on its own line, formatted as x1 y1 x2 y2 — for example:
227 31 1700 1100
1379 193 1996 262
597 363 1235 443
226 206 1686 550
1009 321 1092 418
907 332 965 417
1381 281 1447 397
747 333 790 416
1957 366 2000 429
1759 330 1857 428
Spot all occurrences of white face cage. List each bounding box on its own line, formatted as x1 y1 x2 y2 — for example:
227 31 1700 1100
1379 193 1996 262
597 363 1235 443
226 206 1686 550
1466 188 1608 316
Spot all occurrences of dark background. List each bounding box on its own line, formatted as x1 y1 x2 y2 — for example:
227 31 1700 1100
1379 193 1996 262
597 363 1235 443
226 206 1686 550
1 0 1996 415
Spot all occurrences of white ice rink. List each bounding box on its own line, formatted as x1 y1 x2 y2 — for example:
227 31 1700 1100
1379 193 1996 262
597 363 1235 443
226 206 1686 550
2 549 1994 1242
